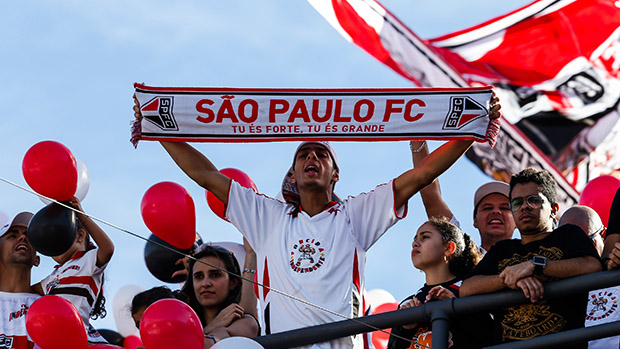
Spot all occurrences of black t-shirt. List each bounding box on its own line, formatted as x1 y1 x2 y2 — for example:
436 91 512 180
470 224 600 348
605 187 620 237
386 278 492 349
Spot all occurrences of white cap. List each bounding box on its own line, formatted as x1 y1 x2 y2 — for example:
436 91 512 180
473 181 510 216
0 212 34 238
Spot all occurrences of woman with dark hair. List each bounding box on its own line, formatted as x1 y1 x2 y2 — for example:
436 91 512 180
181 244 259 347
387 217 490 349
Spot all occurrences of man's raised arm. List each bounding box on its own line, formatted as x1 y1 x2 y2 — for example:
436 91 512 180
133 97 231 204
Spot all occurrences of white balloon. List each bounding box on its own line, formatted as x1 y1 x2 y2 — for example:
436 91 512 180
112 284 144 337
212 337 264 349
365 289 396 311
38 157 90 204
210 241 246 269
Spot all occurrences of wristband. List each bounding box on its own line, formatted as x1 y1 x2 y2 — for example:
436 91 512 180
243 268 256 274
204 334 216 343
410 141 427 153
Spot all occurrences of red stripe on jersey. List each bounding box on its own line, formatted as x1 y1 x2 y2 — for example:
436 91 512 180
59 276 99 295
262 257 270 300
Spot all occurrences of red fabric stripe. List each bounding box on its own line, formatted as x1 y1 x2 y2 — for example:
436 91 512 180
262 257 270 300
58 276 99 295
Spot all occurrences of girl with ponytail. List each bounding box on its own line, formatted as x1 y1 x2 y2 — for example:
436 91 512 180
387 217 490 349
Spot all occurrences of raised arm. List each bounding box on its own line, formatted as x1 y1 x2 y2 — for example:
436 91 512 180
69 196 114 267
394 139 473 210
133 97 231 204
394 93 501 210
410 140 454 220
240 238 258 319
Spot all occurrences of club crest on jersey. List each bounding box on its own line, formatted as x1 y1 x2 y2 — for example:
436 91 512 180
443 96 487 130
290 239 325 273
0 335 14 348
140 96 179 131
586 289 618 321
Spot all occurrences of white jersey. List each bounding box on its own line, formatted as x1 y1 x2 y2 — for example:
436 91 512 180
39 249 107 343
0 292 41 349
227 180 406 348
585 286 620 348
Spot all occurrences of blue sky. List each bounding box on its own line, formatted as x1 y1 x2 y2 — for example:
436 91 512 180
0 0 528 332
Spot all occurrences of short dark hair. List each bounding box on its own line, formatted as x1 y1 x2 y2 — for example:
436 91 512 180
180 245 242 327
509 167 557 204
130 286 184 316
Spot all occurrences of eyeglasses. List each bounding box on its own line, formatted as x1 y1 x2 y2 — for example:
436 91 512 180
589 226 607 241
509 195 545 212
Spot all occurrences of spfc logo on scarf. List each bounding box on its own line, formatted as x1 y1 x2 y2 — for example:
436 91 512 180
140 96 179 131
443 96 487 130
290 239 325 273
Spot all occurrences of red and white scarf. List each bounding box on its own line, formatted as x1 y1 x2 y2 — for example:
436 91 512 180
132 83 499 146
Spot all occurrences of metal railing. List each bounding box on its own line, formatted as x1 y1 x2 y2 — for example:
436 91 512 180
253 269 620 348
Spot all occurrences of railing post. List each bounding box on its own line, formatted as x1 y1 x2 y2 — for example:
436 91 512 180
430 300 453 349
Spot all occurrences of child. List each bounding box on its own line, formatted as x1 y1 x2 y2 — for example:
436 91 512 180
387 217 490 349
33 196 114 344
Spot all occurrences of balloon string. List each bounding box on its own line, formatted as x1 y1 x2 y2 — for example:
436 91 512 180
0 176 415 345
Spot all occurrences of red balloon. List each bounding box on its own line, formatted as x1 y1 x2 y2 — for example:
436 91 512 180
206 168 258 221
140 299 204 349
124 335 143 349
370 302 399 349
141 182 196 249
90 345 123 348
579 175 620 226
22 140 78 201
25 295 87 349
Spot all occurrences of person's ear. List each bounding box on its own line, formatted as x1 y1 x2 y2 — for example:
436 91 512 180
473 214 479 229
33 255 40 267
332 170 340 184
445 241 456 256
76 229 87 243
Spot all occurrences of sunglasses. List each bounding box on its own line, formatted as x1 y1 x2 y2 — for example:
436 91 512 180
589 226 607 241
509 194 545 212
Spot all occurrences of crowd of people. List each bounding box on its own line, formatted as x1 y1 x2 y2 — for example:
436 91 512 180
1 94 619 349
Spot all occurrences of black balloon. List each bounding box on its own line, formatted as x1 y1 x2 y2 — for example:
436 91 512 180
97 329 124 346
27 203 76 256
144 234 190 283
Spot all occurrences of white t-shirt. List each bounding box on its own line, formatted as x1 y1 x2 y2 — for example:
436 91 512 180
585 286 620 348
0 291 41 349
39 249 107 343
227 180 406 348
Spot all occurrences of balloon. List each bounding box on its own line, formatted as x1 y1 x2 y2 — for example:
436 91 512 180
113 284 144 337
365 289 396 312
25 295 87 349
22 140 78 201
141 181 196 249
40 158 90 205
144 233 191 283
370 302 399 349
124 335 143 349
140 299 204 349
212 337 265 348
27 203 77 256
579 175 620 226
206 168 257 221
97 329 125 346
89 345 123 348
211 241 245 268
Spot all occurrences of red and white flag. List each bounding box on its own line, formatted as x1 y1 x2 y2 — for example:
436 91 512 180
309 0 620 206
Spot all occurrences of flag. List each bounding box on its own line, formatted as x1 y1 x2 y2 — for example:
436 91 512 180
308 0 620 208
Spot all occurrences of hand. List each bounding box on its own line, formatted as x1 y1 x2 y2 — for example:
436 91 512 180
499 261 534 289
399 297 422 329
489 91 501 120
426 286 456 302
608 243 620 270
171 255 190 279
133 94 143 120
516 276 544 303
67 196 87 221
204 303 245 334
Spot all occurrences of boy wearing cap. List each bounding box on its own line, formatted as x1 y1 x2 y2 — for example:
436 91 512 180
410 140 515 254
135 96 501 348
0 212 41 349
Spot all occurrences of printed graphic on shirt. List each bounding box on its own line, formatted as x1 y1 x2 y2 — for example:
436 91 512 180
0 335 14 348
587 290 619 321
411 327 453 349
290 239 325 273
7 303 29 323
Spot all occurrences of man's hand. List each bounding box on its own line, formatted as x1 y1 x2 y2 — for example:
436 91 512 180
516 276 544 303
608 242 620 270
499 260 534 289
489 92 501 120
